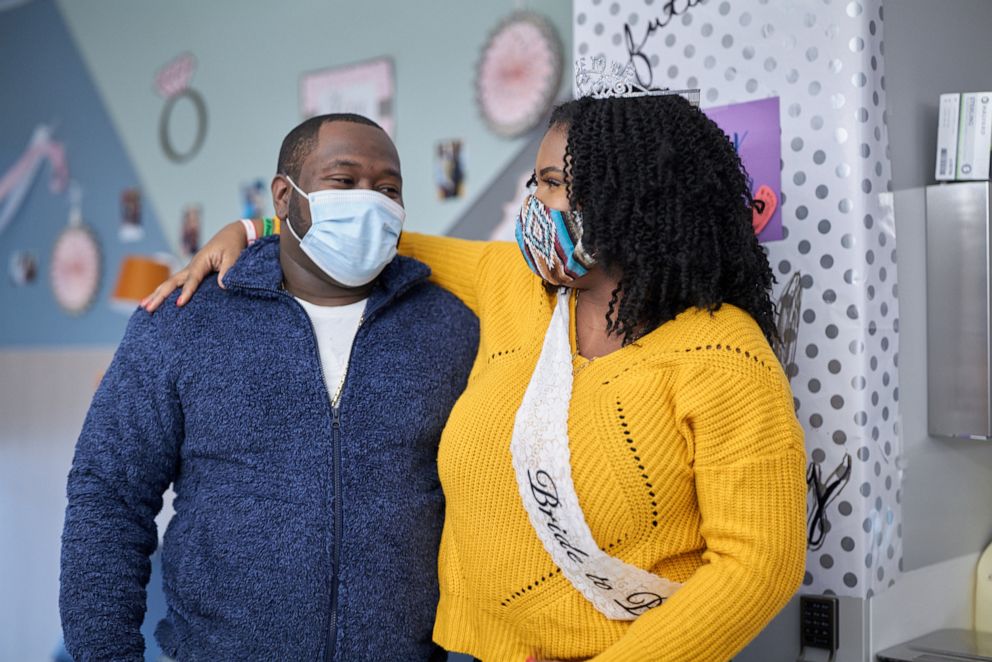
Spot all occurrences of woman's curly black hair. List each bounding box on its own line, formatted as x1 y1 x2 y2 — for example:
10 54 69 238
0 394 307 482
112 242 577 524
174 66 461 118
550 94 778 345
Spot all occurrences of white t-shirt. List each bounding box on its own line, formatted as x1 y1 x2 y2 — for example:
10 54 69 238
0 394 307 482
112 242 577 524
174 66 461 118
295 297 367 404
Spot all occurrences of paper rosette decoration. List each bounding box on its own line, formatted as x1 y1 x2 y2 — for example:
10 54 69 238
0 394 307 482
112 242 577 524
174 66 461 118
51 223 101 315
476 12 564 138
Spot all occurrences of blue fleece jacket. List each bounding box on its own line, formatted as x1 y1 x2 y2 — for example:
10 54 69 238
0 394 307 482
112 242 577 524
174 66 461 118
60 236 478 661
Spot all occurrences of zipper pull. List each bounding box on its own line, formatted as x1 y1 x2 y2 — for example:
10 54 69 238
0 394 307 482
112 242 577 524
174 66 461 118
332 406 341 429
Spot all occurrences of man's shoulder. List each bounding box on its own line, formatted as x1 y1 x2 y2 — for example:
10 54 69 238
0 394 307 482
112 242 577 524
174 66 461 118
169 275 230 308
128 278 239 337
388 280 479 355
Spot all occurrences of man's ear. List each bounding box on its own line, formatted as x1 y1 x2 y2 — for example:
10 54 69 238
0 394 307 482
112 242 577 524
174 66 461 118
271 175 291 219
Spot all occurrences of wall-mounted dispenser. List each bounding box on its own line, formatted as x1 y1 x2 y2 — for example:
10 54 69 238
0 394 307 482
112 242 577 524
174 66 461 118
926 181 992 439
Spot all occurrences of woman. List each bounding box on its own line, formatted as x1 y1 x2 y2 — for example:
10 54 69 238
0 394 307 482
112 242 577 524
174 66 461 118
146 92 806 661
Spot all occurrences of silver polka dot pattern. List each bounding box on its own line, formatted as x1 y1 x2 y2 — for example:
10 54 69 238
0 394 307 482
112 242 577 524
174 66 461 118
574 0 900 599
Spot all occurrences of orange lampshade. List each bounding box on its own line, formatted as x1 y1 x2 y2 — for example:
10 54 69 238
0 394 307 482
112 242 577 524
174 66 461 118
112 255 171 304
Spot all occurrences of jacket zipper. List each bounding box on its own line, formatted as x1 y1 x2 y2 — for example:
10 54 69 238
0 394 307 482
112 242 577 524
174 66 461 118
225 273 415 661
325 404 341 662
221 280 350 661
325 313 363 662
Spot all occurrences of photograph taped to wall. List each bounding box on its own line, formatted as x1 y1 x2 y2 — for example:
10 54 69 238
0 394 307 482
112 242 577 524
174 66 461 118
180 204 202 257
435 139 466 200
240 179 267 220
8 250 38 286
119 188 143 242
300 57 395 137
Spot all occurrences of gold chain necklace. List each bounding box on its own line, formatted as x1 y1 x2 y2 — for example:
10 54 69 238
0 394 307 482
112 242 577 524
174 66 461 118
572 353 595 375
330 312 365 407
571 289 596 374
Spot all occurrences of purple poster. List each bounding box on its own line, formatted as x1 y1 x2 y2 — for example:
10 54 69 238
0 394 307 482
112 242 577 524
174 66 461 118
703 96 783 243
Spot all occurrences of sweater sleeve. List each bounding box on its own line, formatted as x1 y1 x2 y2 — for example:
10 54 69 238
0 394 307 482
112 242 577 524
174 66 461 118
60 311 183 662
398 232 493 314
593 362 807 662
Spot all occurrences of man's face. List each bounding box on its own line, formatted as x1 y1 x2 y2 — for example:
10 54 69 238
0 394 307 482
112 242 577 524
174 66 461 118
275 120 403 235
273 121 403 286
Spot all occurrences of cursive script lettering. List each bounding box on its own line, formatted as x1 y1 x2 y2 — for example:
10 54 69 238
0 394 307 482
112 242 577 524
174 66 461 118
614 591 665 616
586 572 614 591
529 469 560 508
624 0 704 88
527 470 590 565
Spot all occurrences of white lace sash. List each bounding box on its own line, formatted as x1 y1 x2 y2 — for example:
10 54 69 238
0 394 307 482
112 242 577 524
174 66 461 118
509 289 681 620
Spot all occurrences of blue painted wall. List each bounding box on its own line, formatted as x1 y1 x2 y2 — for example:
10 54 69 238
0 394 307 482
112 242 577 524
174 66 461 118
0 1 563 659
0 0 170 347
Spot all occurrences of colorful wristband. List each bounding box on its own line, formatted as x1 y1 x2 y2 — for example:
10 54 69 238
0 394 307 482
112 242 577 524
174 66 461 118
262 217 274 237
241 218 257 245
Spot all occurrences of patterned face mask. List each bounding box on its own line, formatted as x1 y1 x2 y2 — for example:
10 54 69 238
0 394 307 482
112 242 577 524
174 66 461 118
514 193 597 285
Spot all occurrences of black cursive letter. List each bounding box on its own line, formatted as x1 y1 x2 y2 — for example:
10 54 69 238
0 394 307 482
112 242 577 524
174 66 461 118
615 591 665 616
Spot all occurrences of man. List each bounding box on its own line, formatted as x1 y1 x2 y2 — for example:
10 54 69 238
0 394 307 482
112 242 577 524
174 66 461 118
60 114 478 661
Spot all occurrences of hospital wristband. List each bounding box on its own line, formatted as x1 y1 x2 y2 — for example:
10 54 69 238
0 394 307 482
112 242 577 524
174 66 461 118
241 219 257 245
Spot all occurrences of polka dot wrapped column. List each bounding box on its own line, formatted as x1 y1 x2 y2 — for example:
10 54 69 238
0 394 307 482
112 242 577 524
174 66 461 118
574 0 900 599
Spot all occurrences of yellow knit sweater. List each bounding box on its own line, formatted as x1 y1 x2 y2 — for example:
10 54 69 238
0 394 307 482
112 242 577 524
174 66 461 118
399 233 807 662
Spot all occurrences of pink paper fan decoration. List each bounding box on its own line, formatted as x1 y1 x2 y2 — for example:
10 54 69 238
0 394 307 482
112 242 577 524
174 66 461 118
477 13 563 137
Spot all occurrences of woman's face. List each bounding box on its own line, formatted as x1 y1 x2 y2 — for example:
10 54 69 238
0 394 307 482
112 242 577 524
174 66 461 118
531 125 570 210
524 124 610 288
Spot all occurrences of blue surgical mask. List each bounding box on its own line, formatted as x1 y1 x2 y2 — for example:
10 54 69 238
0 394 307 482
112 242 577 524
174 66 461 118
283 175 405 287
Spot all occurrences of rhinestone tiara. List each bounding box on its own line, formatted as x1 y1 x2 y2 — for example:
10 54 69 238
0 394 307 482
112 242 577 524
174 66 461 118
575 56 700 104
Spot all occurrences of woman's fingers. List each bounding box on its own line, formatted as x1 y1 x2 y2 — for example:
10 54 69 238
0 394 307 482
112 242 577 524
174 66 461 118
175 253 221 306
140 220 251 313
141 271 189 313
215 247 240 289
